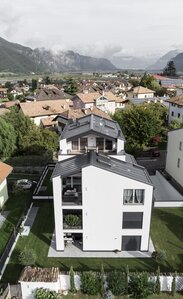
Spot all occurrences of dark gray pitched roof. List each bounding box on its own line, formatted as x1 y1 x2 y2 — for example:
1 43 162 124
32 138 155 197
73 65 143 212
61 114 125 141
52 152 152 186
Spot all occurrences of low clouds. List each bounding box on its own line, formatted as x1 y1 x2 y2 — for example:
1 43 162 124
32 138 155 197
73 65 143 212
0 0 183 57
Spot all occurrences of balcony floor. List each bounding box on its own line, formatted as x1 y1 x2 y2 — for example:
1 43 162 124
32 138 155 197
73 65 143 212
48 234 155 258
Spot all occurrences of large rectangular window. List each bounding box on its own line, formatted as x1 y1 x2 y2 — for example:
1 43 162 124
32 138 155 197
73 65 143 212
123 189 144 204
80 138 87 150
105 139 113 150
122 212 143 229
96 137 104 150
122 236 141 251
72 139 79 151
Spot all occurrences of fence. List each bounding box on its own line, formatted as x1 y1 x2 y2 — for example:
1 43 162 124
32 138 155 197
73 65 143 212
32 163 55 200
20 272 183 299
0 202 32 279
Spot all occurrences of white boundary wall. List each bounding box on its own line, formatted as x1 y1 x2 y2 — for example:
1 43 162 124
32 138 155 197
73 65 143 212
20 274 183 299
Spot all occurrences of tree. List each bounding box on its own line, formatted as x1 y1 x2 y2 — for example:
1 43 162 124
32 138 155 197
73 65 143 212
100 264 105 297
81 272 99 295
7 92 14 101
19 247 37 266
113 103 167 150
69 266 76 293
154 267 161 295
163 60 177 77
32 79 38 91
169 118 183 130
0 118 16 159
64 77 78 95
41 129 58 152
171 272 176 297
107 270 126 296
125 265 129 295
129 272 154 299
140 73 160 91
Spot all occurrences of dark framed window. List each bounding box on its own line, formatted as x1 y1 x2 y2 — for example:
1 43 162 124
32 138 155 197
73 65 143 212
122 212 143 229
122 236 141 251
171 111 174 116
178 113 180 118
179 141 182 151
123 189 144 204
96 137 104 150
105 139 113 150
72 139 79 150
80 138 87 150
177 158 180 168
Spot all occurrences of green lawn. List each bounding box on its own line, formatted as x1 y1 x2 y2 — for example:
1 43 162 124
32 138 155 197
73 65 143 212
1 204 183 283
0 190 32 256
64 293 183 299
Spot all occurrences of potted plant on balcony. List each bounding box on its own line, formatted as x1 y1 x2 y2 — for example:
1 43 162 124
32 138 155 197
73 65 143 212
64 214 81 228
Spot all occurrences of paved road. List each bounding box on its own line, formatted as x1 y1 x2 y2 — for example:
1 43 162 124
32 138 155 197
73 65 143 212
136 150 166 175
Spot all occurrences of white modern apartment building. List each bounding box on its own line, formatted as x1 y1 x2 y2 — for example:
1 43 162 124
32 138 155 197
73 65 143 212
166 128 183 189
52 114 153 252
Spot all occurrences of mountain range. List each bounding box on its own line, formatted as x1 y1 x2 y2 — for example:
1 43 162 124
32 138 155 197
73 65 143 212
0 37 116 73
147 50 181 70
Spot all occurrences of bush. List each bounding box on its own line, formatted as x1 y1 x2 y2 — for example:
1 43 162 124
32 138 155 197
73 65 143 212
171 273 176 297
64 214 81 227
69 266 76 293
19 247 37 266
35 288 61 299
107 270 126 296
129 272 154 299
81 271 99 295
154 267 161 295
152 250 167 263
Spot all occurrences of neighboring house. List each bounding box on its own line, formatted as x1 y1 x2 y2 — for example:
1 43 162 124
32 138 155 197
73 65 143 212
0 161 13 209
25 86 72 102
19 99 72 126
52 114 153 252
167 94 183 123
128 86 155 99
54 107 112 133
152 74 183 88
0 88 8 99
166 128 183 191
72 91 126 114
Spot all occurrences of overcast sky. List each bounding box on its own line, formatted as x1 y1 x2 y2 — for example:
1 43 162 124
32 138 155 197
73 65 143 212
0 0 183 58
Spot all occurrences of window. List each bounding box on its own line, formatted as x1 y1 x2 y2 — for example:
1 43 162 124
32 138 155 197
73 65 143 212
80 138 87 150
122 236 141 251
105 139 113 150
177 158 180 168
122 212 143 229
171 111 174 116
178 113 180 118
179 141 182 151
96 137 104 150
72 139 79 151
123 189 144 204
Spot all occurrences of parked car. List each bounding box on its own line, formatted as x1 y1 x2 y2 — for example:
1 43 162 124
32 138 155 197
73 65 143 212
16 179 32 190
151 150 160 157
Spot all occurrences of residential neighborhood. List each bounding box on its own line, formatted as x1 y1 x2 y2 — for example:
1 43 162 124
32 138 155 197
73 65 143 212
0 1 183 299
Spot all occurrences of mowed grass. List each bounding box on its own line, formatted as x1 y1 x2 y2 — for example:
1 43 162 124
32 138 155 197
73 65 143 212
0 190 32 256
1 204 183 283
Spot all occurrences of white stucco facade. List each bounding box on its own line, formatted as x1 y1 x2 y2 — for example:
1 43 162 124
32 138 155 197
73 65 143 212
166 128 183 187
168 103 183 123
0 178 8 209
52 114 153 253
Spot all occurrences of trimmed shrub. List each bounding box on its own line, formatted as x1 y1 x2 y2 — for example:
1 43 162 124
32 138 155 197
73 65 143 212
35 288 61 299
81 271 99 295
100 264 105 297
171 272 176 297
154 267 161 295
19 247 37 266
129 272 154 299
107 270 126 296
69 266 76 293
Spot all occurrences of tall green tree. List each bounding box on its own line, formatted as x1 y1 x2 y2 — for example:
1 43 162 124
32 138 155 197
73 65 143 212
163 60 177 77
31 79 38 91
107 270 126 296
140 73 160 91
64 77 78 95
0 118 16 159
113 103 167 150
69 266 76 293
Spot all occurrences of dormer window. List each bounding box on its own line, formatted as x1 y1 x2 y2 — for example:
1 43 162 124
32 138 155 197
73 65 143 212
72 139 79 150
105 139 113 151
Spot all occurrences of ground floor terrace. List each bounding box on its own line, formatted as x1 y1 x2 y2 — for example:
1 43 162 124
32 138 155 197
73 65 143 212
1 201 183 284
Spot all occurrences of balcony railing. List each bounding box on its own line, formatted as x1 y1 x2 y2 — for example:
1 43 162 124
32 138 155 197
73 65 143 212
62 194 82 205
